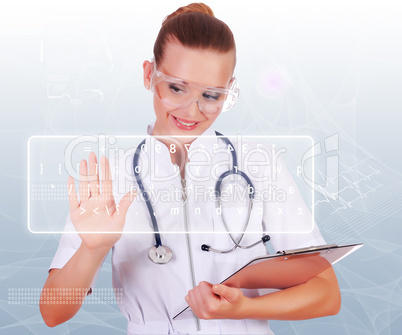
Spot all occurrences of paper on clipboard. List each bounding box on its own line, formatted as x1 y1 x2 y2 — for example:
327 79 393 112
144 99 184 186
173 243 363 320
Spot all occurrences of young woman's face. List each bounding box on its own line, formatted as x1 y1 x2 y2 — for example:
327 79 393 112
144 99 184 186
144 40 235 143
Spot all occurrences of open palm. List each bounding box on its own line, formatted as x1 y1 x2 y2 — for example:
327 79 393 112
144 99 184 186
67 152 135 251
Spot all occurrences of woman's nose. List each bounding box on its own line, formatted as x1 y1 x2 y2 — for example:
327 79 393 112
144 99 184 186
181 98 203 118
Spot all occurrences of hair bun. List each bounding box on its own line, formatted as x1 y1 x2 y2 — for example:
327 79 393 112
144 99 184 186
163 2 214 25
154 2 235 66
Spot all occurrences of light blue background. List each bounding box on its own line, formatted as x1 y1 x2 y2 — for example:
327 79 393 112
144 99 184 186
1 0 401 334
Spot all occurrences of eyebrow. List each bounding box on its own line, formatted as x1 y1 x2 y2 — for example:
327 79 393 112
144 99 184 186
165 74 188 86
158 64 228 89
167 73 226 90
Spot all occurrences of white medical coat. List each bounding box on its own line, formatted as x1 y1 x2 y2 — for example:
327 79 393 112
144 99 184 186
49 122 326 334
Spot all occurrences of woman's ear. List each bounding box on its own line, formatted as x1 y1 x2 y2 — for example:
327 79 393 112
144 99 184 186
228 75 237 89
143 60 153 90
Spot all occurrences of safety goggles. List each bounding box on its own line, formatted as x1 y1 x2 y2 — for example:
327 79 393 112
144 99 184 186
149 63 240 114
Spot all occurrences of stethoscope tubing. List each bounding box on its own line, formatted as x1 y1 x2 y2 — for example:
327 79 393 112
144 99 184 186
133 133 269 263
133 139 163 248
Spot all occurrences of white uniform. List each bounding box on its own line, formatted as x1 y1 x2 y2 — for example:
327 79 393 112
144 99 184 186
49 122 325 334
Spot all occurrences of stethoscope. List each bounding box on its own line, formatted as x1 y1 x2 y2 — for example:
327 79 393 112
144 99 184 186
133 132 270 264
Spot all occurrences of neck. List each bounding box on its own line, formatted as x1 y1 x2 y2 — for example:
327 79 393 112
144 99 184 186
151 129 191 179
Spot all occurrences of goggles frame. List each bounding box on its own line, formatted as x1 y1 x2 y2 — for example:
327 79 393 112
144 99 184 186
149 63 240 113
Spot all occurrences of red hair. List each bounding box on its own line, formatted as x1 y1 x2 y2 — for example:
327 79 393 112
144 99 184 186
153 3 236 66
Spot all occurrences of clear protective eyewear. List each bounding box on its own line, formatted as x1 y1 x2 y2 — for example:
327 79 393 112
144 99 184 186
149 63 240 114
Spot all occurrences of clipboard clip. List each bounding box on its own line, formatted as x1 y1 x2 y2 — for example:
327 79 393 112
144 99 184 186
277 243 338 255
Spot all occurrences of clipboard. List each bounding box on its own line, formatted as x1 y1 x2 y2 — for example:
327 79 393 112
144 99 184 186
173 243 363 320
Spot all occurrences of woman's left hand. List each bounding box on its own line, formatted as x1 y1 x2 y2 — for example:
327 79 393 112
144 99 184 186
185 281 248 320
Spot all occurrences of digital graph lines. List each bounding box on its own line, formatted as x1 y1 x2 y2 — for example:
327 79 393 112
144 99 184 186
312 155 402 242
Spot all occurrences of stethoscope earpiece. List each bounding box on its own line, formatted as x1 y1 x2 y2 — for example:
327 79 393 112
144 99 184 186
201 244 211 252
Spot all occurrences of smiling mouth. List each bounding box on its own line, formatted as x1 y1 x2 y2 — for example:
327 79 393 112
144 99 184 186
173 116 200 127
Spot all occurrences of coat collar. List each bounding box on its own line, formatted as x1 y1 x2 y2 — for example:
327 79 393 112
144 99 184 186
142 122 219 183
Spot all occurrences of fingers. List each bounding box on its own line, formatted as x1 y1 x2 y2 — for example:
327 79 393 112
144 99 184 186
88 152 100 197
67 176 79 209
211 284 241 304
100 155 113 181
78 153 101 202
186 288 204 318
186 282 244 320
198 281 215 301
186 281 218 319
100 155 113 202
189 282 208 304
79 159 90 202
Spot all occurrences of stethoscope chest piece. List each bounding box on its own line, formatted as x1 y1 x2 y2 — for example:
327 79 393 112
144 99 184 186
148 245 173 264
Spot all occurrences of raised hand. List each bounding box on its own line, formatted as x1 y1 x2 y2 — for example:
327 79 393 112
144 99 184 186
67 152 136 252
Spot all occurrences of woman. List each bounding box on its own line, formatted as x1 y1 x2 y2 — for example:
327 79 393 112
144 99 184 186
40 3 341 334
